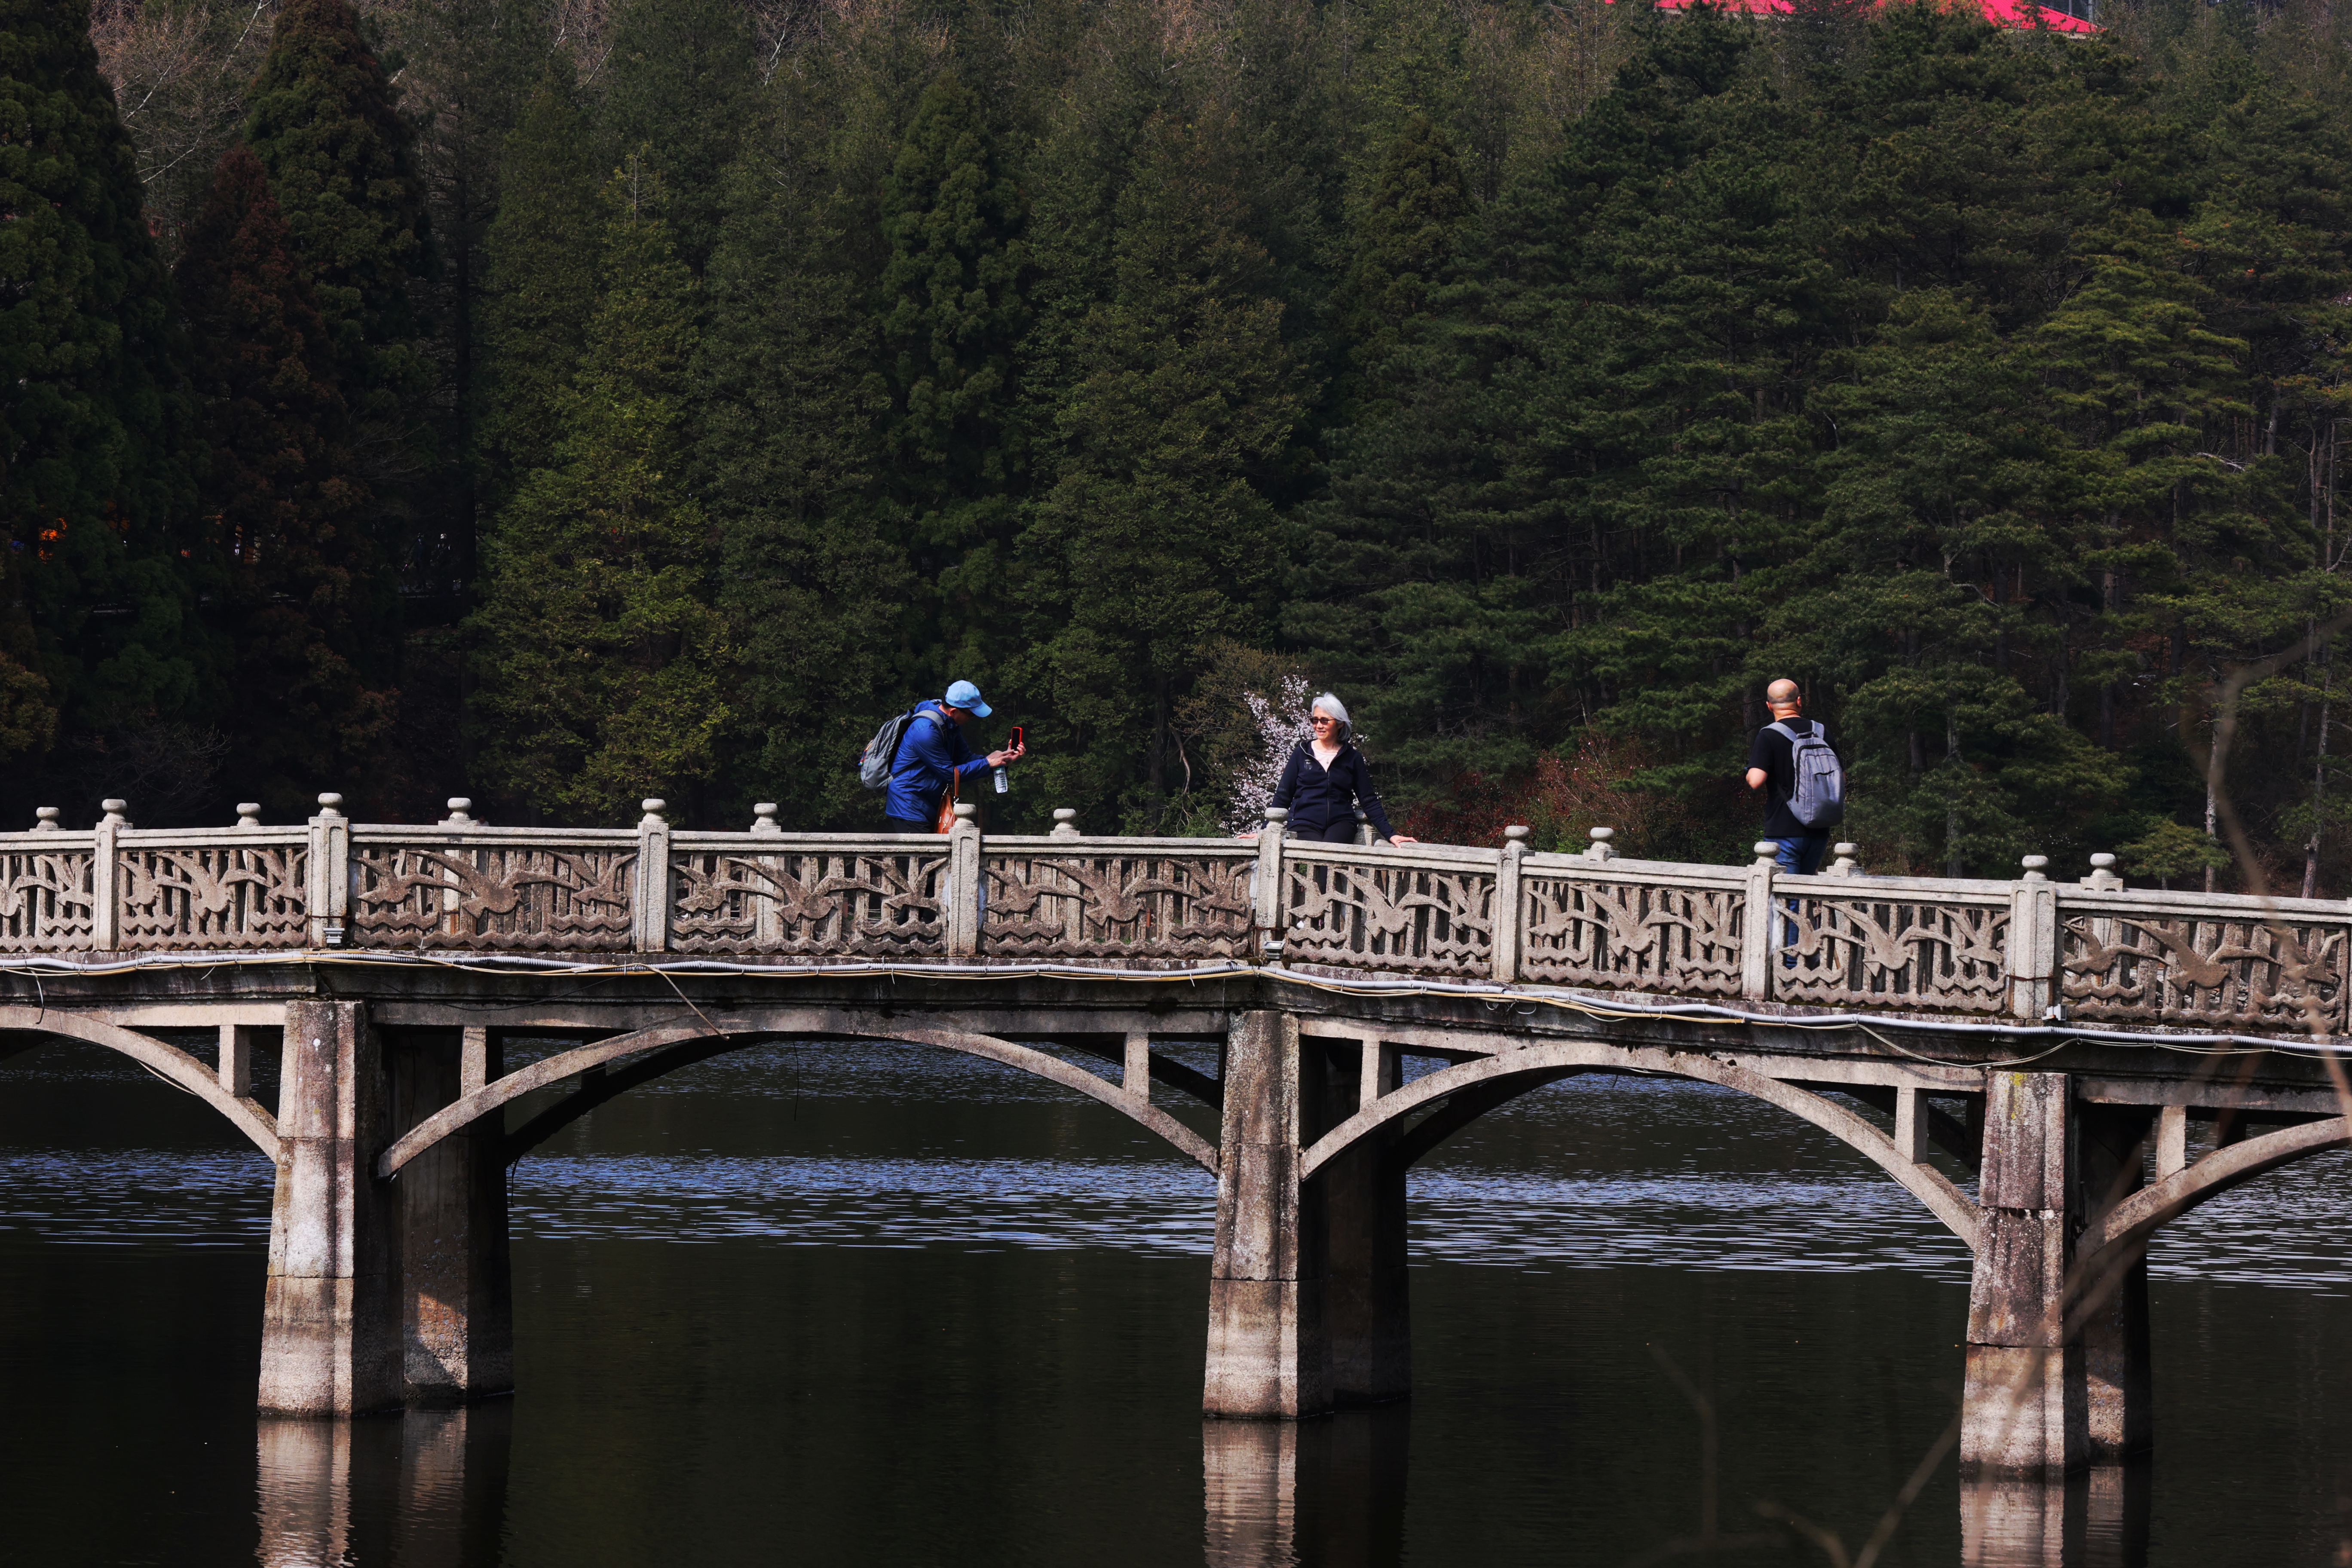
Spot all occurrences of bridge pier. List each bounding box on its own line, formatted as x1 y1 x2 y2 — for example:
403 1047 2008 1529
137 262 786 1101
1962 1073 2153 1477
391 1027 514 1405
260 1000 405 1415
1205 1013 1411 1417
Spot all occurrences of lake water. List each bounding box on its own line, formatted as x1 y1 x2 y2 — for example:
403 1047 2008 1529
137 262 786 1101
3 1039 2349 1565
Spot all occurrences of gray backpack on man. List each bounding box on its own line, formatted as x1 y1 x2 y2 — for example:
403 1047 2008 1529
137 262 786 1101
1769 720 1845 829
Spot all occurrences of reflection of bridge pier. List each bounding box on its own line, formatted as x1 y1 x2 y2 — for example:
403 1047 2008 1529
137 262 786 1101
256 1403 511 1567
1203 1410 1409 1568
1962 1465 2150 1567
1 798 2346 1476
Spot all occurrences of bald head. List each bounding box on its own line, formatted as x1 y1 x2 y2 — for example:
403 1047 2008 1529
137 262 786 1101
1765 680 1802 716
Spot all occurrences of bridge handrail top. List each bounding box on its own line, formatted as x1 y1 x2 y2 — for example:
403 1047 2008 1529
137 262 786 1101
666 831 952 851
1285 840 1500 870
2054 884 2352 921
977 835 1260 854
1519 852 1747 883
0 825 312 848
350 824 641 846
1777 869 2017 900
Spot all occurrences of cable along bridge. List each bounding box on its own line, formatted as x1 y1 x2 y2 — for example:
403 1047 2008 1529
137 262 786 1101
2 793 2346 1494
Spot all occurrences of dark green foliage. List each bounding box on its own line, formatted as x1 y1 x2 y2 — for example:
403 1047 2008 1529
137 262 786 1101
468 168 728 821
479 67 606 493
879 71 1031 676
1014 109 1305 826
0 0 201 758
597 0 757 273
178 145 392 813
42 0 2352 878
694 158 908 829
244 0 433 433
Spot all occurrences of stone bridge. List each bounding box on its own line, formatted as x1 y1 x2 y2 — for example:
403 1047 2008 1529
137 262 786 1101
3 793 2348 1491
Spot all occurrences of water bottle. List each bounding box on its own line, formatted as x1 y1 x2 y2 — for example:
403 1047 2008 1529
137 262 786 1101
993 764 1009 794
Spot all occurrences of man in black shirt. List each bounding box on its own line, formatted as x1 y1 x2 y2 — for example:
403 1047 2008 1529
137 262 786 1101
1745 678 1837 876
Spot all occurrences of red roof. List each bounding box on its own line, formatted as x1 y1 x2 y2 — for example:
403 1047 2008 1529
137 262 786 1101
1641 0 2098 30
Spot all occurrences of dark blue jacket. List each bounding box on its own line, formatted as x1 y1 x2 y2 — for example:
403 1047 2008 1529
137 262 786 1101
885 705 990 823
1272 741 1395 839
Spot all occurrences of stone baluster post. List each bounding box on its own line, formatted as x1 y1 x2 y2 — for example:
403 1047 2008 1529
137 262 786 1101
1742 842 1779 1001
633 800 671 953
2007 855 2058 1020
1491 826 1529 984
306 794 349 948
91 797 128 951
1254 808 1289 955
750 804 783 947
260 999 403 1414
1050 808 1082 839
947 802 982 957
1583 826 1616 861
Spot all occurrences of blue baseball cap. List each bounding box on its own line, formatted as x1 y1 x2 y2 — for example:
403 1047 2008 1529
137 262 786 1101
944 679 992 718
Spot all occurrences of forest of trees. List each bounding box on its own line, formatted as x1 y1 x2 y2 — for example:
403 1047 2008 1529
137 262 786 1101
8 0 2352 888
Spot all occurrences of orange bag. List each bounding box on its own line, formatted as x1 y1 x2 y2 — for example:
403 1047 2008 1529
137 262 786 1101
934 772 959 834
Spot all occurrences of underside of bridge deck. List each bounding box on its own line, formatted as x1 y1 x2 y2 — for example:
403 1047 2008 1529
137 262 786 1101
3 957 2345 1473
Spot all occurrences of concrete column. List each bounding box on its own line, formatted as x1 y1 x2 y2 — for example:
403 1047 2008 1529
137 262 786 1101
2075 1105 2153 1465
1205 1011 1326 1417
1318 1037 1408 1408
392 1030 513 1405
260 1000 404 1415
1963 1071 2084 1478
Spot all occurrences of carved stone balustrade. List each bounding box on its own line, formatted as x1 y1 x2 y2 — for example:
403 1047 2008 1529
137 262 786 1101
0 800 2341 1037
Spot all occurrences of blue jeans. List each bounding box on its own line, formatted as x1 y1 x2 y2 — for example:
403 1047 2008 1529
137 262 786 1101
1768 834 1829 961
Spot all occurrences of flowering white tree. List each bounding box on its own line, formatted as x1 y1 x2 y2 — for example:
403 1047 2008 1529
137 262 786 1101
1225 676 1315 834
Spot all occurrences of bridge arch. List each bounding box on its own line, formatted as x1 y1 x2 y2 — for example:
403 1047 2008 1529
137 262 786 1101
1298 1040 1984 1252
2077 1112 2352 1284
0 1006 280 1160
378 1019 1220 1180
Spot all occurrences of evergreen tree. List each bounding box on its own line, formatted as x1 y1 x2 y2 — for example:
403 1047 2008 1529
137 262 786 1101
244 0 433 441
478 67 606 496
1332 113 1471 418
178 146 392 812
1014 109 1304 824
695 160 909 829
469 165 729 821
878 71 1031 678
599 0 757 273
0 0 205 762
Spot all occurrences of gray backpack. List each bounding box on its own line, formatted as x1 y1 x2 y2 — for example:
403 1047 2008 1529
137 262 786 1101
1770 720 1845 829
857 707 927 790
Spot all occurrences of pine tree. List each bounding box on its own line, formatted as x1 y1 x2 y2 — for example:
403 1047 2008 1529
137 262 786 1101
244 0 433 437
599 0 757 274
878 70 1031 677
0 0 205 761
1014 109 1304 825
695 160 909 829
1332 113 1470 417
178 145 393 812
478 67 607 497
469 165 729 821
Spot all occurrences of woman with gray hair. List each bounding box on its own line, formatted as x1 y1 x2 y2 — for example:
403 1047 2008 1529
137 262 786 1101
1252 693 1418 845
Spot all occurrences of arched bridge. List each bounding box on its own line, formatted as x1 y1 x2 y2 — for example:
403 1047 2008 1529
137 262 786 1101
2 793 2347 1483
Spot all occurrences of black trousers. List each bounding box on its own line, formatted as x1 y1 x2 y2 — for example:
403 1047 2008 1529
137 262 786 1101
886 816 936 835
1292 817 1361 844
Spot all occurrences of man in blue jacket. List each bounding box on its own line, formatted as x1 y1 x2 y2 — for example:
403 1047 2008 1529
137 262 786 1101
886 679 1026 833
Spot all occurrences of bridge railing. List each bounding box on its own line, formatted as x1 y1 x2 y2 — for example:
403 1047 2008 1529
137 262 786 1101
0 796 2343 1035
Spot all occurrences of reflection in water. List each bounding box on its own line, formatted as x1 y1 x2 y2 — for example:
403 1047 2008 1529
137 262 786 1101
257 1405 511 1567
1962 1467 2149 1568
1202 1411 1408 1568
